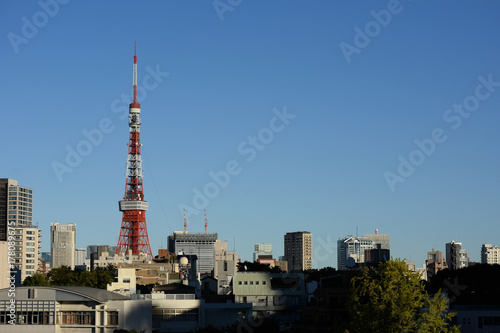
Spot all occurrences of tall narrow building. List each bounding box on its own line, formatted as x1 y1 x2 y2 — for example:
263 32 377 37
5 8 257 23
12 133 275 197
51 223 76 269
115 43 153 260
0 178 34 240
0 178 40 283
446 240 468 270
284 231 313 271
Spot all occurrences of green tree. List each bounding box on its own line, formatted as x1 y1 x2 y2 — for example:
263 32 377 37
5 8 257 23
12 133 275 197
48 266 77 286
346 259 459 333
77 270 98 288
94 266 115 289
237 261 282 273
22 273 50 286
47 265 116 288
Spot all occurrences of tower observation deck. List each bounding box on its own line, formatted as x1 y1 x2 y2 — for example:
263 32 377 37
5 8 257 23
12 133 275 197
115 43 153 260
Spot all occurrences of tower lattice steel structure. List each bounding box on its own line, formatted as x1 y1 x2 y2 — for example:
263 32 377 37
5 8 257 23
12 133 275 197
115 43 153 259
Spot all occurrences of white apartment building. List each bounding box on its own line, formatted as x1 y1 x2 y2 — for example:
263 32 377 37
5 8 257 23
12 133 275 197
14 227 42 283
481 244 500 264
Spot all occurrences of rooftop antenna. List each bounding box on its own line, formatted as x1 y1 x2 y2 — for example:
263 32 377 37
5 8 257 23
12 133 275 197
204 209 208 234
133 41 138 103
183 209 187 234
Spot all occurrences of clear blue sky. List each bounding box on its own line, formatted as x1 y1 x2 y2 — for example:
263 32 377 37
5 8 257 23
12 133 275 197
2 1 500 269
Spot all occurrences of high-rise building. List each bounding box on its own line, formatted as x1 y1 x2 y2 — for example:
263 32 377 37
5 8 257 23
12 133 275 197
364 229 390 250
253 243 273 262
337 236 375 270
481 244 500 264
446 240 468 270
168 231 218 274
284 231 313 271
0 178 33 241
1 179 41 283
51 223 76 269
0 241 8 288
426 249 447 279
15 226 42 282
363 230 390 265
75 248 86 267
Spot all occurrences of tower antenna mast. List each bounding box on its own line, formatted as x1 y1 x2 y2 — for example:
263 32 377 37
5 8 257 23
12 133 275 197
115 42 153 260
184 209 187 234
204 209 208 234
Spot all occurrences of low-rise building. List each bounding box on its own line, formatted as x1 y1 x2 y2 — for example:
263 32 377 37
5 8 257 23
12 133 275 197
0 286 151 332
233 272 306 327
107 267 137 296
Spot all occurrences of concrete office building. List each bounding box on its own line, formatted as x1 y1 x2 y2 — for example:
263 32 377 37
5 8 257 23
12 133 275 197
75 248 86 267
0 178 34 241
233 271 306 328
50 223 76 270
446 240 469 270
253 243 273 261
168 232 218 275
0 179 40 283
364 229 390 250
214 240 238 295
426 249 448 279
481 244 500 265
337 236 375 270
284 231 313 271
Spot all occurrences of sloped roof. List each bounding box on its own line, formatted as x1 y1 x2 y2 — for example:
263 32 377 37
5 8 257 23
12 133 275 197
7 286 130 302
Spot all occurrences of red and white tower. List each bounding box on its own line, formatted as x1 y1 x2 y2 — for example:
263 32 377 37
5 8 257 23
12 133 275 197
115 43 153 260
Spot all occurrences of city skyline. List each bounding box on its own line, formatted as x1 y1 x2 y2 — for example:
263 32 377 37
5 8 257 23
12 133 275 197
2 1 500 269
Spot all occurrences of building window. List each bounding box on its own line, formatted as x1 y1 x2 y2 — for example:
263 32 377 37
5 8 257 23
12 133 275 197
107 311 118 325
58 311 95 325
262 281 266 285
238 281 242 285
244 281 248 285
250 281 254 285
256 281 259 285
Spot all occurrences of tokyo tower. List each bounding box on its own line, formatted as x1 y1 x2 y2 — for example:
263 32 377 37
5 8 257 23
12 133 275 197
115 43 153 260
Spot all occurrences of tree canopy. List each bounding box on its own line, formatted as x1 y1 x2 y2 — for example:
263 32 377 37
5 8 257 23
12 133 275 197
237 261 282 273
346 258 459 333
23 265 116 289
